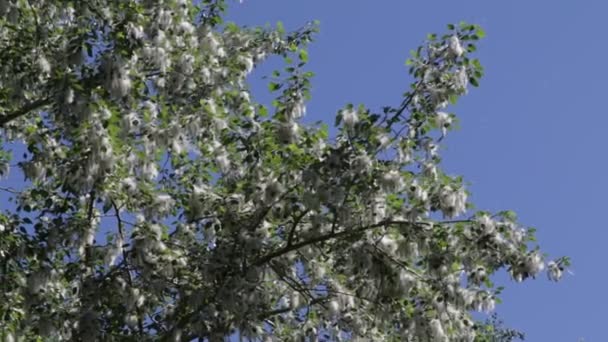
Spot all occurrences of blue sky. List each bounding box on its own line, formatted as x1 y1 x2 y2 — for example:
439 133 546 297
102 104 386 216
228 1 607 341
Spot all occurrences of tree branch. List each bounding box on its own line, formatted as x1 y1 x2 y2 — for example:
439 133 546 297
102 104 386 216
253 219 472 268
254 220 398 267
111 200 144 336
259 296 328 320
286 210 308 246
0 98 51 127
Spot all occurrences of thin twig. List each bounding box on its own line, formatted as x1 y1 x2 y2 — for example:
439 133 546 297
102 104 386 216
0 186 20 194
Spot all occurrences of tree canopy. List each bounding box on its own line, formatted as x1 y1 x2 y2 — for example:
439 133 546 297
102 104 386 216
0 0 567 341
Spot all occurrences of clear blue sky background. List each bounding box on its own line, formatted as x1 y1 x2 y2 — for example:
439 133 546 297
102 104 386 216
227 1 606 341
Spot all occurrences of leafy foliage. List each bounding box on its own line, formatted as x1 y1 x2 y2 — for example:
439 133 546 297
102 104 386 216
0 0 567 340
476 314 525 342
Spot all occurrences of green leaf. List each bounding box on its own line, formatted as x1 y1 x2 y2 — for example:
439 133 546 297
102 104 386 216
258 105 268 117
476 27 486 39
276 21 285 34
268 82 281 92
225 22 239 33
303 71 315 78
449 94 458 105
471 58 483 70
299 49 308 63
318 123 329 139
405 302 416 318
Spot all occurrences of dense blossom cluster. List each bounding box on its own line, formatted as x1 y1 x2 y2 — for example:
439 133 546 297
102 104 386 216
0 1 567 341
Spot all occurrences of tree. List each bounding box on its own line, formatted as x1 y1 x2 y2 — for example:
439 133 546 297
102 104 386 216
0 1 568 340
